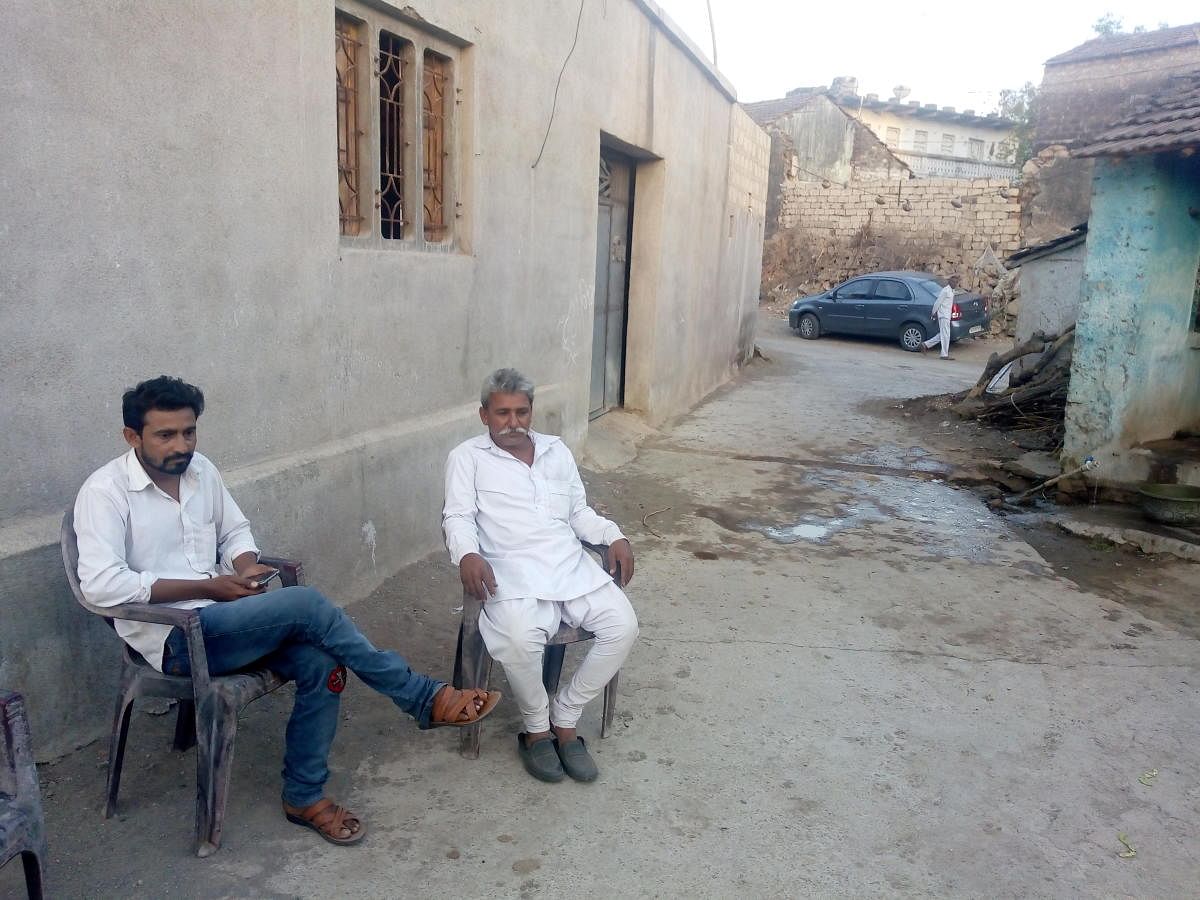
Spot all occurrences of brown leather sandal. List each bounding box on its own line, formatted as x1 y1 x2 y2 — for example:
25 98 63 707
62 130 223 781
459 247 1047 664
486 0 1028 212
283 797 367 846
430 686 502 727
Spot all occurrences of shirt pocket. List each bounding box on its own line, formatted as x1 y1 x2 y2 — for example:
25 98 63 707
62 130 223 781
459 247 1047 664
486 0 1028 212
544 479 573 522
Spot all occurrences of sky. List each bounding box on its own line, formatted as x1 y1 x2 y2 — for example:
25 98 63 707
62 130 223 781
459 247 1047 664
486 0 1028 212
654 0 1199 111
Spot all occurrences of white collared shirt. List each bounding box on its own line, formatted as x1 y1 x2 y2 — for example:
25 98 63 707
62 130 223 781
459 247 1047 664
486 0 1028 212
442 430 625 602
73 449 258 670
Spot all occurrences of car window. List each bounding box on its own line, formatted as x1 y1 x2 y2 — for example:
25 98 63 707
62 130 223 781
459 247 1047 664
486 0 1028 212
837 279 875 300
874 280 912 301
916 278 945 296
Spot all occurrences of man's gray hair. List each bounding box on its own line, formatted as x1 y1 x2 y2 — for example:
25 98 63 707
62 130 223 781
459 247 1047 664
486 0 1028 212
480 368 535 407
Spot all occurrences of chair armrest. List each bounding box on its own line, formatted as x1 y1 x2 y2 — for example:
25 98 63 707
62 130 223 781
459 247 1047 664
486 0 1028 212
96 605 212 691
580 541 619 584
259 556 304 587
99 602 199 628
0 691 40 803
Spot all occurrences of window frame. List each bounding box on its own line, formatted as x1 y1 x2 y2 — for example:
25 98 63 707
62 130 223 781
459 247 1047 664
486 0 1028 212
335 2 463 251
874 279 913 302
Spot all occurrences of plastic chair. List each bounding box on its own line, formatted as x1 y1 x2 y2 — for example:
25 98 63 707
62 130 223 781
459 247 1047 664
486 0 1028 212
452 541 620 758
0 691 46 899
60 508 300 857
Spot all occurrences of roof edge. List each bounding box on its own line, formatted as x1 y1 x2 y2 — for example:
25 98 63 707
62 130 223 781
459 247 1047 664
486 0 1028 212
631 0 738 102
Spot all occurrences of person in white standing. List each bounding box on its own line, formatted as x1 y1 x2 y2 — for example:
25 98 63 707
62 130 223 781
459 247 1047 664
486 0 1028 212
442 368 638 783
921 275 959 359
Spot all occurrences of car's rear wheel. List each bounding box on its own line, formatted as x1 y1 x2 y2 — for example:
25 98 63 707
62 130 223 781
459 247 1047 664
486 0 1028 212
797 313 820 340
899 322 927 352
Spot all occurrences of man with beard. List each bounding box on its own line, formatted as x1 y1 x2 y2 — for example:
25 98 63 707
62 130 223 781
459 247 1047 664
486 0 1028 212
73 375 500 846
442 368 638 783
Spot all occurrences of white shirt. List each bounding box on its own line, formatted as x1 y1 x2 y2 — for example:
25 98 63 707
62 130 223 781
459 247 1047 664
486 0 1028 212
932 284 955 320
73 449 259 670
442 430 625 602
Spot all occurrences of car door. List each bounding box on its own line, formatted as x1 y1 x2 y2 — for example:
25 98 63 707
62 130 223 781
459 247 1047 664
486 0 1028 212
825 278 876 333
868 278 915 334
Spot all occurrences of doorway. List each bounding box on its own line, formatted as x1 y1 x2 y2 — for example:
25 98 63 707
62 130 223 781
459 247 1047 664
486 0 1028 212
590 149 633 419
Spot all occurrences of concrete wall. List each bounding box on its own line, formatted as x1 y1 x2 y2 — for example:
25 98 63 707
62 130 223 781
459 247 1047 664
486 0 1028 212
1064 155 1200 480
0 0 768 757
1013 242 1088 345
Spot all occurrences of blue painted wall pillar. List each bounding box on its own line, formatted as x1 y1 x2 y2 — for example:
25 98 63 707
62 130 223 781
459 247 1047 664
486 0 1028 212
1064 153 1200 472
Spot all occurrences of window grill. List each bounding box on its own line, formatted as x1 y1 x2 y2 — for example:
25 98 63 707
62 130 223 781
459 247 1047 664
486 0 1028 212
378 31 409 240
423 51 449 241
335 15 363 236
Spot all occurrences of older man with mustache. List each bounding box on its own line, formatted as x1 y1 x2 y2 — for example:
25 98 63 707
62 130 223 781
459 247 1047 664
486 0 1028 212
442 368 639 783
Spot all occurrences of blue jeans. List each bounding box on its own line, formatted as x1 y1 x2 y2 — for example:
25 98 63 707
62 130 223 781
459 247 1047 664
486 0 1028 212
162 586 443 808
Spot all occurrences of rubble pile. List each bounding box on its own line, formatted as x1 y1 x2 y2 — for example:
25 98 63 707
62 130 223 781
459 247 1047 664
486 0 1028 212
954 325 1076 451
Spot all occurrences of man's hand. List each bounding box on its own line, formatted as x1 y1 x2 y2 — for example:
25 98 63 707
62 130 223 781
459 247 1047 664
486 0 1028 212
608 538 634 588
459 553 497 602
206 574 267 602
238 561 276 582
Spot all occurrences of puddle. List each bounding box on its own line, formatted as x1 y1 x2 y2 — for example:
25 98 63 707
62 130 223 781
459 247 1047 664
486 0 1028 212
720 500 891 544
844 443 950 475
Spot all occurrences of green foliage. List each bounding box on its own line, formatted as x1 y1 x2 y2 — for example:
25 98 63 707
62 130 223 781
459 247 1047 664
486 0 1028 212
995 82 1037 167
1093 13 1123 36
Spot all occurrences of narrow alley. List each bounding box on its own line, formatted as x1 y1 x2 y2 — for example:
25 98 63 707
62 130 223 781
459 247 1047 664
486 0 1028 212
18 317 1199 899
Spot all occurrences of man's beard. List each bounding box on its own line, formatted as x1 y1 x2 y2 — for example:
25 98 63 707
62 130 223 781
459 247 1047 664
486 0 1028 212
140 450 193 475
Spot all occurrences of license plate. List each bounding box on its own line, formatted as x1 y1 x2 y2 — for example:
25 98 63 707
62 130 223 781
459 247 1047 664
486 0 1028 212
969 325 983 334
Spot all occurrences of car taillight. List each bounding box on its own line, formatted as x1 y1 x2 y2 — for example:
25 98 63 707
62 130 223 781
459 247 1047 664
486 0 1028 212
951 303 962 320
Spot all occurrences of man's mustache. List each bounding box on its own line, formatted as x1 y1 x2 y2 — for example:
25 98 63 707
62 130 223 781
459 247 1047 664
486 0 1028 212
497 427 529 436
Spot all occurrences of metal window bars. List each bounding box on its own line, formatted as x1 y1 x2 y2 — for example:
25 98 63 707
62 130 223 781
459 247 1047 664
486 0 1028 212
379 31 409 240
335 16 363 236
423 51 449 242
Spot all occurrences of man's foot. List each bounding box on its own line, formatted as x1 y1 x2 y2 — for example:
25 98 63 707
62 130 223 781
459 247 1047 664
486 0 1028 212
919 342 928 355
429 686 501 727
940 355 955 360
517 733 565 782
283 797 366 846
554 736 599 782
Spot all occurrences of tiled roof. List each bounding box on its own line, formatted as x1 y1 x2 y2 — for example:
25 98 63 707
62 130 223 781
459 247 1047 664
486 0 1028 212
742 89 822 126
1074 73 1200 157
1046 22 1200 66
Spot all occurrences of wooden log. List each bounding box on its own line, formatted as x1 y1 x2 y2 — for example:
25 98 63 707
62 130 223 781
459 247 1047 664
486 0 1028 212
961 329 1054 403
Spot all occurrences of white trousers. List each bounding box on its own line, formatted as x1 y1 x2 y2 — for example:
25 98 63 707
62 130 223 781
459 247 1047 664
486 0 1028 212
924 316 951 357
478 580 638 732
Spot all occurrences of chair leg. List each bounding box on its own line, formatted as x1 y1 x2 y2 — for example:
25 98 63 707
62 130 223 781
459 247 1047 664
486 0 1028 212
456 621 492 759
601 671 619 739
542 644 567 696
21 850 44 900
104 668 138 818
451 623 464 690
173 700 197 751
193 692 237 857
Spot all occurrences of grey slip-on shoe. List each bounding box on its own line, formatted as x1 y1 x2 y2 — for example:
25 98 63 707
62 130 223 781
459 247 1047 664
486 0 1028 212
518 734 565 783
555 737 599 783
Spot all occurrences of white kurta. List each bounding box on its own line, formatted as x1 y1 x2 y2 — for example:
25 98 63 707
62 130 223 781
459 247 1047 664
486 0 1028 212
442 430 638 730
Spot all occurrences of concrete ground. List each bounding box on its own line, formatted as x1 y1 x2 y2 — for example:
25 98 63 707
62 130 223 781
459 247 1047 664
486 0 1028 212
7 314 1199 898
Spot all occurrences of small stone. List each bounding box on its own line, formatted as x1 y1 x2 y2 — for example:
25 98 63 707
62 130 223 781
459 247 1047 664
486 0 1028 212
512 858 541 874
497 834 513 843
446 848 461 859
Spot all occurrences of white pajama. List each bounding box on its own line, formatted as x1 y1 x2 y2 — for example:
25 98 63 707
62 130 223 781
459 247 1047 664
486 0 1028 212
478 580 638 732
924 315 951 357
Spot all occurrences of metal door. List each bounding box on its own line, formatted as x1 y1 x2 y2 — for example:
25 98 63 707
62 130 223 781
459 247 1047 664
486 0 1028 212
590 152 631 419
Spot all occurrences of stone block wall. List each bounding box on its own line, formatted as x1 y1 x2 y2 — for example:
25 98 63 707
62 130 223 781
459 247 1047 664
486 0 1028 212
776 177 1021 256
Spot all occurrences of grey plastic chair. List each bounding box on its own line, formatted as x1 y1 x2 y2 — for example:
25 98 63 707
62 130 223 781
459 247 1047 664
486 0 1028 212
0 691 46 899
452 541 620 758
60 508 299 857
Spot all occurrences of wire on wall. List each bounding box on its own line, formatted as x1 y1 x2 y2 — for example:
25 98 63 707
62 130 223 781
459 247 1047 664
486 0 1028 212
531 0 587 169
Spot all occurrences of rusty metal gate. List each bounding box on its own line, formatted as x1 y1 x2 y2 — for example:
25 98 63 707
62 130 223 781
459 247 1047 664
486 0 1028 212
590 151 632 419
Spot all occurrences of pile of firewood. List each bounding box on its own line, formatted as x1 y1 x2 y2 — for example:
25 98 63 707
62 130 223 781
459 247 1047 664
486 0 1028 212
954 326 1075 450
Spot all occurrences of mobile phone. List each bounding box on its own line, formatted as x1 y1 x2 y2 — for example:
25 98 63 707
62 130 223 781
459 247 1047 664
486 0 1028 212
252 568 280 589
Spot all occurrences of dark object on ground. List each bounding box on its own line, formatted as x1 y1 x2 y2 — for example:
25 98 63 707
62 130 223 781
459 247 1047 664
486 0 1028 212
453 542 620 759
955 326 1075 449
1138 484 1200 526
788 271 989 351
0 691 46 899
60 508 299 858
